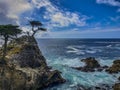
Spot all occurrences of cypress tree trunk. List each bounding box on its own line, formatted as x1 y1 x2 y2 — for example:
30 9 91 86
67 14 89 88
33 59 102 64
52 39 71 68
31 25 35 37
2 35 8 63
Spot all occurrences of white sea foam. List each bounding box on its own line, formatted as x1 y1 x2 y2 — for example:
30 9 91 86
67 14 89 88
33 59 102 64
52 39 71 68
45 56 120 90
47 57 85 67
106 45 112 48
86 50 96 54
115 44 120 46
89 47 103 53
98 58 120 66
66 45 85 49
66 46 85 55
50 64 118 89
66 45 103 55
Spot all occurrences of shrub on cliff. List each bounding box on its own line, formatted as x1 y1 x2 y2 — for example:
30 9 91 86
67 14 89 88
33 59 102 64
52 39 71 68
25 20 47 37
0 24 22 63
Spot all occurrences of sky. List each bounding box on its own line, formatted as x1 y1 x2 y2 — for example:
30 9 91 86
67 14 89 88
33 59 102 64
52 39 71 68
0 0 120 38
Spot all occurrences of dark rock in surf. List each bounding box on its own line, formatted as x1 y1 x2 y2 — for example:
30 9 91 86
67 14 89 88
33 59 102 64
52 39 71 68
81 57 100 68
88 84 113 90
73 57 108 72
106 60 120 73
118 77 120 81
113 83 120 90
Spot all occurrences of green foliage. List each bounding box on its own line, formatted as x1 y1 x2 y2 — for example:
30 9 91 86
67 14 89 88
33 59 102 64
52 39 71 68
0 24 22 61
29 21 42 27
29 20 47 37
0 24 22 37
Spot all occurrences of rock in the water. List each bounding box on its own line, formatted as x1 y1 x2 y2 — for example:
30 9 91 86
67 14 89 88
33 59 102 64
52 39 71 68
81 57 100 68
0 36 65 90
118 77 120 81
113 83 120 90
106 60 120 73
76 84 112 90
73 57 108 72
88 84 112 90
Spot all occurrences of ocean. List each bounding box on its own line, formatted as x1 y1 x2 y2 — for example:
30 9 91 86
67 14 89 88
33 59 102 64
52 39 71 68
37 39 120 90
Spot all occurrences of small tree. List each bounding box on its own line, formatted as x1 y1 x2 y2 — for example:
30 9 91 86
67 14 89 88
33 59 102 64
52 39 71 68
29 21 47 37
0 24 22 61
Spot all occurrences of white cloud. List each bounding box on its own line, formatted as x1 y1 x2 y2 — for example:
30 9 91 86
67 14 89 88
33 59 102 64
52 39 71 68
96 0 120 12
110 16 120 21
31 0 88 28
0 0 88 28
0 0 32 24
117 8 120 12
96 0 120 6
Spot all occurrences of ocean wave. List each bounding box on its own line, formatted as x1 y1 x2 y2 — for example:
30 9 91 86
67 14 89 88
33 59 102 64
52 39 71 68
67 50 85 55
66 45 85 55
115 44 120 46
106 45 112 48
96 57 120 66
47 57 85 67
50 64 118 89
89 48 103 52
45 56 120 90
86 50 96 54
105 44 120 50
66 45 86 49
66 45 103 55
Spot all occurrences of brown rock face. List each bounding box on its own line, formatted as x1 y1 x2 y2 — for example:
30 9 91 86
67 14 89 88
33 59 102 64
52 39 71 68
81 57 100 68
73 57 109 72
106 60 120 73
0 36 65 90
118 77 120 81
8 36 47 68
0 66 26 90
74 57 102 72
113 83 120 90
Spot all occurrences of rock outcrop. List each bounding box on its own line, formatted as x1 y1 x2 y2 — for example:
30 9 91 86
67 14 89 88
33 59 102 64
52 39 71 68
118 77 120 81
106 60 120 73
88 84 112 90
74 57 108 72
0 36 65 90
113 83 120 90
76 84 112 90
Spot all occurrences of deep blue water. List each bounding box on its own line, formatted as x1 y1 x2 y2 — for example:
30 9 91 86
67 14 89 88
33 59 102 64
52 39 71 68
37 39 120 90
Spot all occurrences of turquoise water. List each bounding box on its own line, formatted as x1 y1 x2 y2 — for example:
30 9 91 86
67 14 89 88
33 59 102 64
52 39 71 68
37 39 120 90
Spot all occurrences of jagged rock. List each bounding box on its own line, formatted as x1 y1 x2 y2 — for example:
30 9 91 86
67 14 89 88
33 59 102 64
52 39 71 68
88 84 113 90
113 83 120 90
0 36 65 90
0 65 26 90
106 60 120 73
118 77 120 81
7 36 47 68
81 57 100 68
73 57 108 72
76 84 112 90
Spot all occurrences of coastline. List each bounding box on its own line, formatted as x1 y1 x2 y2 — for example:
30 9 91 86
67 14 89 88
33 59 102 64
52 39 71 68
0 37 120 90
0 36 65 90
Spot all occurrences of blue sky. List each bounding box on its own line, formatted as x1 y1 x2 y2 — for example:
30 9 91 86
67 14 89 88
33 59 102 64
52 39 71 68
0 0 120 38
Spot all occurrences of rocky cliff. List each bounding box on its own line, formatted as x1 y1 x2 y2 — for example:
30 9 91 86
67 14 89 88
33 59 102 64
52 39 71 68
0 36 65 90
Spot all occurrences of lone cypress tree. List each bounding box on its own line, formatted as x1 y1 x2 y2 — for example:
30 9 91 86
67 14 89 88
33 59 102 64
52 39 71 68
0 24 22 62
29 21 47 37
